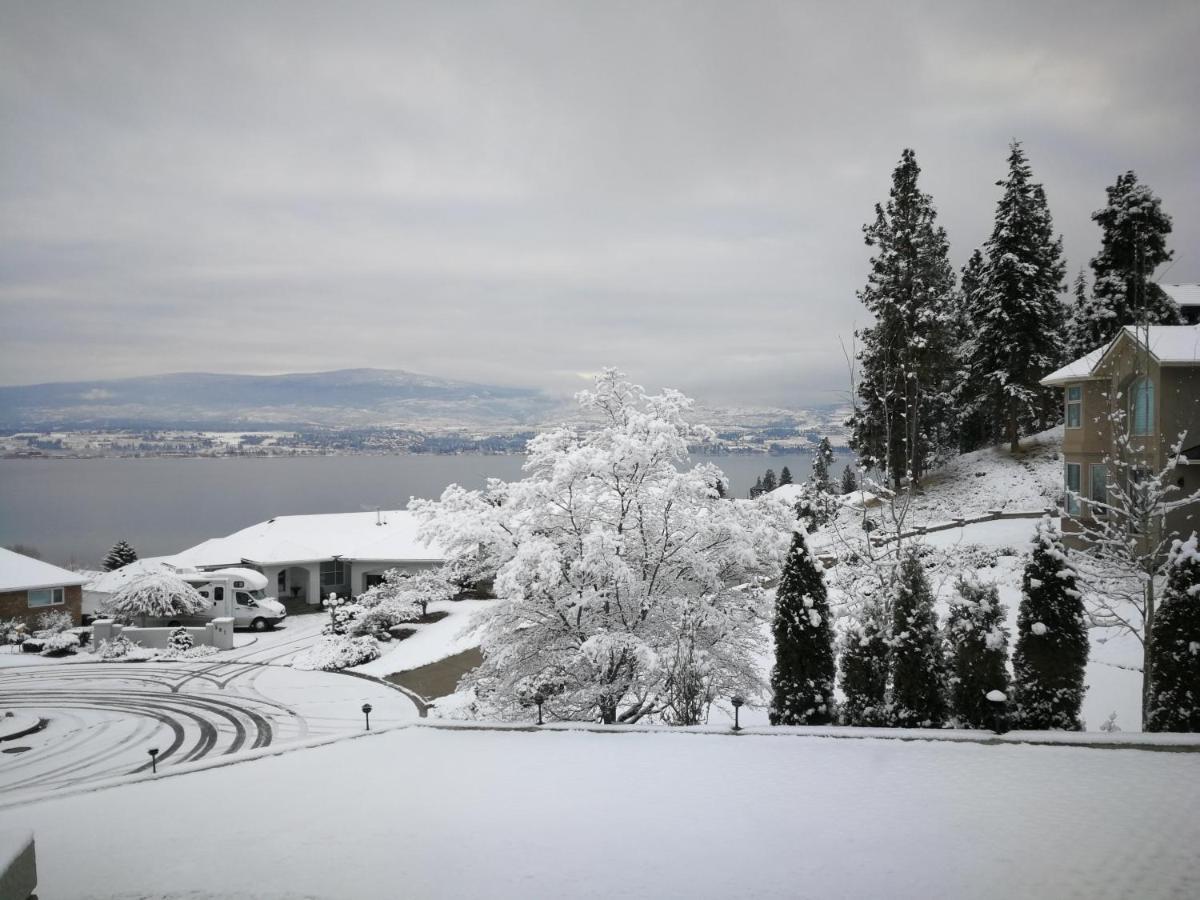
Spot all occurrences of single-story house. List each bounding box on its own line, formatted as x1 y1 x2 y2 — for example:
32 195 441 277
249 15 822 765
1162 282 1200 325
1040 321 1200 544
0 547 88 627
89 510 445 610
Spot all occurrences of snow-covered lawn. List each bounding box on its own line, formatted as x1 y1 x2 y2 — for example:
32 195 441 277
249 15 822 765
7 727 1199 899
353 598 488 678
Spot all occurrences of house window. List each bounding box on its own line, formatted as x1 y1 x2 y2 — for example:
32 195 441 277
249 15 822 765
1130 376 1154 436
28 587 65 608
1065 385 1082 429
1065 463 1081 515
320 559 348 589
1090 464 1108 514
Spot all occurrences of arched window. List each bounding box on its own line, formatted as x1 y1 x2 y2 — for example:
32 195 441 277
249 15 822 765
1130 376 1154 436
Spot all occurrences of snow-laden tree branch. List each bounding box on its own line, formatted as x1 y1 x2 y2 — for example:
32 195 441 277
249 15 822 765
104 571 207 623
411 370 795 725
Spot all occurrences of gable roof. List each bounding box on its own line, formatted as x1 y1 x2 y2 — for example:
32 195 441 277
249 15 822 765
169 510 444 569
1041 324 1200 387
1161 283 1200 308
0 547 89 593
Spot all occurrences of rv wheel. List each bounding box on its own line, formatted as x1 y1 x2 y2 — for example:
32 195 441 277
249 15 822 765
251 618 268 632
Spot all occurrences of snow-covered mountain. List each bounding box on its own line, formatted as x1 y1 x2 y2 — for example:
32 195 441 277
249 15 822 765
0 368 567 429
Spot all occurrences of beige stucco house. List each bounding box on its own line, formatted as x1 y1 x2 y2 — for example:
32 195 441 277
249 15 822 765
1041 323 1200 543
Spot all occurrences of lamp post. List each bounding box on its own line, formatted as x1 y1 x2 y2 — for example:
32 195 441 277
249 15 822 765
148 747 159 774
362 703 373 731
532 692 545 726
731 696 744 732
986 690 1008 735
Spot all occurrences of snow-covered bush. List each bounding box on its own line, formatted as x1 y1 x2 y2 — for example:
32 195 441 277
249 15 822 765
167 626 194 652
889 550 947 728
37 609 74 634
1 618 28 650
161 643 218 660
96 634 152 661
412 370 794 724
770 529 836 726
359 568 454 618
105 571 207 623
1146 533 1200 733
838 608 890 726
292 635 381 671
39 631 80 656
945 579 1009 729
321 594 365 636
346 600 421 641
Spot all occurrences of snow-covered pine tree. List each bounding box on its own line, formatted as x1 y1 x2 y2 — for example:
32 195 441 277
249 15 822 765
750 475 764 498
102 540 139 571
954 248 991 453
810 438 834 492
889 550 946 727
1145 533 1200 733
779 466 793 486
770 529 836 725
838 604 890 726
849 149 959 489
1012 517 1088 730
762 469 778 493
945 579 1009 728
1070 171 1179 356
962 142 1067 453
840 465 857 495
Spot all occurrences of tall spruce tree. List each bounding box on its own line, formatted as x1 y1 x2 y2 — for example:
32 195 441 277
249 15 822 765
955 248 991 453
102 540 139 572
1146 533 1200 733
849 149 959 489
840 464 858 495
1070 171 1178 356
945 579 1010 728
779 466 793 486
810 438 834 492
770 530 837 725
1012 517 1088 729
889 550 947 727
838 604 890 726
962 142 1067 452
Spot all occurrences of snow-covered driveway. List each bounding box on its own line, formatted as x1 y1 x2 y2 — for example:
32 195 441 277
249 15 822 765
0 651 421 805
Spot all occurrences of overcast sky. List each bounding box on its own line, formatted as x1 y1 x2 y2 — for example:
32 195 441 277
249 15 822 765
1 1 1197 407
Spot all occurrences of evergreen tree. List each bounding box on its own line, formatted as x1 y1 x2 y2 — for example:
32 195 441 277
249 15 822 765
1012 517 1088 729
779 466 793 486
955 248 991 453
761 468 778 493
840 465 858 495
1070 171 1178 355
849 148 959 489
102 540 139 572
810 438 834 493
889 550 947 727
838 604 890 726
962 142 1067 452
770 530 837 725
749 476 764 499
945 579 1009 728
1146 533 1200 732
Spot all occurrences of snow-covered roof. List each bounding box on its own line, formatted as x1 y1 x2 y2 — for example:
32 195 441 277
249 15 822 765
1041 324 1200 386
1161 283 1200 308
169 510 444 569
1039 347 1106 386
0 547 88 593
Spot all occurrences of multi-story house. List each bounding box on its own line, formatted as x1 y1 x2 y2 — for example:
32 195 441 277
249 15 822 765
1041 322 1200 543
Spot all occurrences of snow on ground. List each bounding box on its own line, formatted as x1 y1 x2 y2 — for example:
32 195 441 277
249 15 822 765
7 727 1200 899
353 599 489 677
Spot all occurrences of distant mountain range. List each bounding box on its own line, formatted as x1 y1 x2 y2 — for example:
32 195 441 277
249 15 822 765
0 368 567 429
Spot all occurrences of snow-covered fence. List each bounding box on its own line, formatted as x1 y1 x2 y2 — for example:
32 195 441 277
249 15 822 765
92 618 235 651
869 507 1058 548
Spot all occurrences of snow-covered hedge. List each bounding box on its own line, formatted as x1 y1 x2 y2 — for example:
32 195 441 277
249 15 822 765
39 631 81 656
292 635 381 671
96 635 154 662
346 599 421 641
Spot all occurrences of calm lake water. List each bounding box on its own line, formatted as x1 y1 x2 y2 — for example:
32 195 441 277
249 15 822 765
0 452 841 567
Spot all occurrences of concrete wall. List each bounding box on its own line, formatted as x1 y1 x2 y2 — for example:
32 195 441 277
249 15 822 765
92 617 235 651
0 584 82 628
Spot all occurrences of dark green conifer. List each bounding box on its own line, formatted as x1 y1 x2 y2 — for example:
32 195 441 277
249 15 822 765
770 530 837 725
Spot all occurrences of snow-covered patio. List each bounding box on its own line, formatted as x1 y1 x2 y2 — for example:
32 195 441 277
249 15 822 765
6 726 1199 899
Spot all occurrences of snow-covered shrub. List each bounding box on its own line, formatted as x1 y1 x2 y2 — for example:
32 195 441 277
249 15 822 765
292 635 381 671
889 551 947 728
1 618 28 650
1146 533 1200 733
105 571 207 623
770 529 836 726
39 631 80 656
162 643 218 660
96 634 150 661
346 600 421 641
838 608 890 726
1012 518 1087 730
37 609 74 634
359 568 454 618
321 594 365 636
167 626 194 652
945 579 1009 729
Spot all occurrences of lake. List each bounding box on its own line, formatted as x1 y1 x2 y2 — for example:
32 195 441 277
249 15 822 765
0 451 843 567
